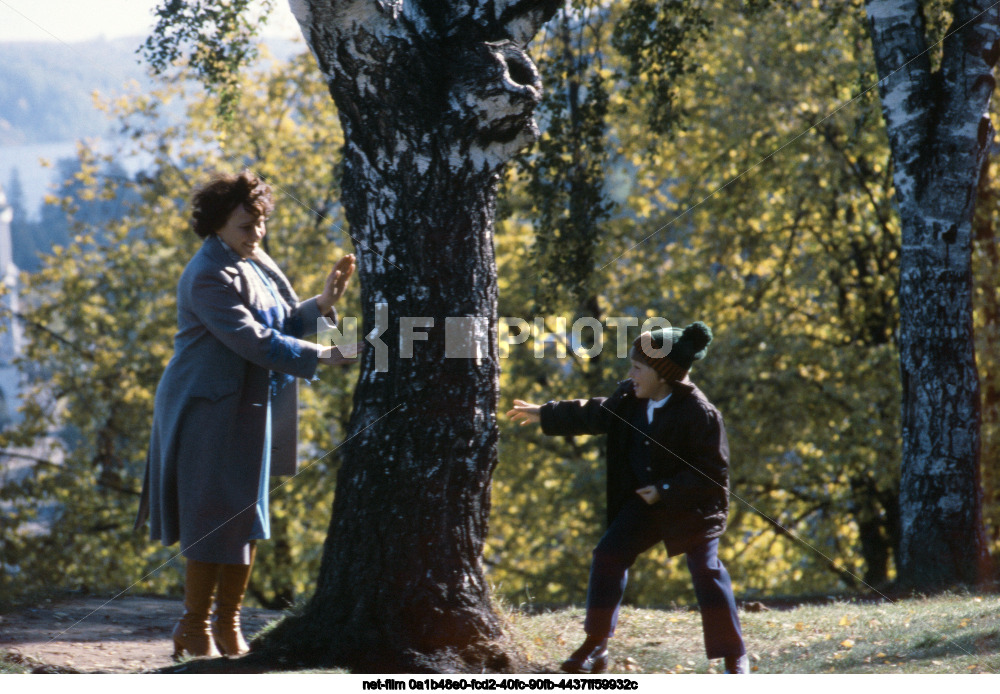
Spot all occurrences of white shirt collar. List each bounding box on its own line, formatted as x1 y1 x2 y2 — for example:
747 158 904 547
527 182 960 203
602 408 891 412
647 394 671 423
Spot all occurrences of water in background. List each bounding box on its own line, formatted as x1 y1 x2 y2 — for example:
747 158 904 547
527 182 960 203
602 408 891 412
0 139 150 219
0 140 79 217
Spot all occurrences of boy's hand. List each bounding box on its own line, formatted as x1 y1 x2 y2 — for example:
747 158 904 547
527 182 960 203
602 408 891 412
506 399 541 426
636 485 661 505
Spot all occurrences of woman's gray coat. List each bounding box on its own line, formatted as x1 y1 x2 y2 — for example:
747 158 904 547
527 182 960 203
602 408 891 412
136 236 329 564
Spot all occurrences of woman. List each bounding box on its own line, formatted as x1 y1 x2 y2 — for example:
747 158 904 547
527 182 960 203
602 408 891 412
136 170 359 659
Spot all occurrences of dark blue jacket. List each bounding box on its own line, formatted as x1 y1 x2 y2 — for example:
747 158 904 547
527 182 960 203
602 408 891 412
540 379 730 556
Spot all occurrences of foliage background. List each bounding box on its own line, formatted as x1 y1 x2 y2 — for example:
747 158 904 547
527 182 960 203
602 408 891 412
1 0 997 609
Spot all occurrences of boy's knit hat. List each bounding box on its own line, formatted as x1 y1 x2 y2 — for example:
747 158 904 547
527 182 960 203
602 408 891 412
629 321 713 382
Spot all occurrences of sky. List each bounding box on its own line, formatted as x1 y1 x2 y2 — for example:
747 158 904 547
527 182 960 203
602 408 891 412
0 0 300 43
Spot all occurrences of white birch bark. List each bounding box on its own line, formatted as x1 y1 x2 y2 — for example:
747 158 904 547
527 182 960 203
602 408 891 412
252 0 560 672
865 0 996 588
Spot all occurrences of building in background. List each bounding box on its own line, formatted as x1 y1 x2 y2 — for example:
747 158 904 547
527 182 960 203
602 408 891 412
0 182 22 427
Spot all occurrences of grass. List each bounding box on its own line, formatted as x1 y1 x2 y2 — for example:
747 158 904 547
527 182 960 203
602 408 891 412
2 591 997 674
0 651 32 674
501 592 1000 674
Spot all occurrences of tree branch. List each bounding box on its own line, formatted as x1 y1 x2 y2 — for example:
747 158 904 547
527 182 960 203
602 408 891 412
0 450 63 469
940 1 1000 109
0 307 96 361
495 0 562 44
865 0 934 171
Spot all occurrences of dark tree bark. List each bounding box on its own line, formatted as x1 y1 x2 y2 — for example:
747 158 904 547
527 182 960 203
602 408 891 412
850 475 900 588
865 0 996 590
247 0 560 672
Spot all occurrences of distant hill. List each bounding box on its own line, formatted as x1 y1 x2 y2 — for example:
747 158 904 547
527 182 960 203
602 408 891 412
0 35 307 219
0 35 306 147
0 37 153 146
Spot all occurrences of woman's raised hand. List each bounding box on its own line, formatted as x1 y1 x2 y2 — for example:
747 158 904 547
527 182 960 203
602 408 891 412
506 399 542 426
318 254 356 314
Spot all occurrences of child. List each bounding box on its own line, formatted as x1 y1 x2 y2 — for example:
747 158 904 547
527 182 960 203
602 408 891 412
507 322 747 674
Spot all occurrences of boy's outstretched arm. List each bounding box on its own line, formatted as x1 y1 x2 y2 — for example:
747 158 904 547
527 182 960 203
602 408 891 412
506 399 541 426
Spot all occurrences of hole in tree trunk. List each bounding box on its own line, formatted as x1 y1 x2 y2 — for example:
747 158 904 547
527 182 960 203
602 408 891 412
505 53 535 87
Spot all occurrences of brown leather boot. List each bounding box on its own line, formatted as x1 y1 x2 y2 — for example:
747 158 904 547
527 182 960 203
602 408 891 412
173 558 222 660
211 544 256 656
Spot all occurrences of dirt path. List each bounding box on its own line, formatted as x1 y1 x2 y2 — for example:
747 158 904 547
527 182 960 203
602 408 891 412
0 596 284 673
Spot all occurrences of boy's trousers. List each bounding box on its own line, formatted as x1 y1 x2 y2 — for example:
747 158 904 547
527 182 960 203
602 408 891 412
583 497 745 659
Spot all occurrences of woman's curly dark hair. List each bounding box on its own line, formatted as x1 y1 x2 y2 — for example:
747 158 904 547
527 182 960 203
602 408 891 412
191 170 275 238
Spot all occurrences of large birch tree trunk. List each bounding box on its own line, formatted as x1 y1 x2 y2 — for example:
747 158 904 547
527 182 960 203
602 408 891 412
865 0 996 589
250 0 559 672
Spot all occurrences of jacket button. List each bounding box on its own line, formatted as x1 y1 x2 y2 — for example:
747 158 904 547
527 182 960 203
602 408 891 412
644 441 650 446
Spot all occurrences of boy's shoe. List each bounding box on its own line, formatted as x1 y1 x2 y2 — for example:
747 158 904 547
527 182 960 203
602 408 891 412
724 654 750 674
560 637 609 674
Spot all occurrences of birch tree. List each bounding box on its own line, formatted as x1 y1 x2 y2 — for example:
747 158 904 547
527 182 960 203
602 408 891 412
865 0 995 589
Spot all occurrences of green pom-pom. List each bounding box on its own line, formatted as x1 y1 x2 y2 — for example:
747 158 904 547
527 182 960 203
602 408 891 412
674 322 712 362
683 322 713 352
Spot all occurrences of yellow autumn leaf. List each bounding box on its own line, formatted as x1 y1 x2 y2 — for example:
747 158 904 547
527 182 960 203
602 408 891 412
840 639 854 648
